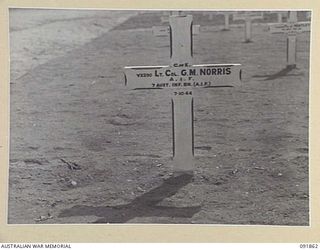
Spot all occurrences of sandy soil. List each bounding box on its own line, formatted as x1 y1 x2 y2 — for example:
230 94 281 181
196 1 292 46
8 10 309 225
9 9 136 81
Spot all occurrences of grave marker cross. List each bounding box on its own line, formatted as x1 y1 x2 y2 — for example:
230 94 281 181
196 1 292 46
221 12 231 31
233 11 264 42
268 11 310 68
265 11 288 23
202 12 232 31
124 14 241 172
277 12 284 23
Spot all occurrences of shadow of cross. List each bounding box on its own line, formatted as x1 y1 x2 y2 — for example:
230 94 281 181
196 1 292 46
252 66 304 81
58 173 201 223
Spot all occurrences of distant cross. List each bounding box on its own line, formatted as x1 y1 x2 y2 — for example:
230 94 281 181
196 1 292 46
233 11 264 43
124 13 241 172
268 11 310 68
202 12 214 21
269 11 287 23
214 12 232 31
202 12 231 31
221 12 231 31
277 12 283 23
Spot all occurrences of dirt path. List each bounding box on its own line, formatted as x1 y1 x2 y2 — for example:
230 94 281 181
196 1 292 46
8 11 309 225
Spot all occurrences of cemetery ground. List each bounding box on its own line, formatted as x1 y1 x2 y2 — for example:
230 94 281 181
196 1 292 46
8 11 309 225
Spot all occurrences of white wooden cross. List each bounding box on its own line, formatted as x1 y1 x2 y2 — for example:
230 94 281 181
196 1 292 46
264 11 288 23
277 12 284 23
217 12 232 31
268 11 310 68
202 12 231 31
124 14 241 172
202 12 214 21
233 11 264 42
221 12 231 31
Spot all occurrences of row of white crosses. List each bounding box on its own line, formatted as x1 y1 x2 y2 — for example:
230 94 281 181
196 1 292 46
202 10 310 67
124 12 242 172
203 11 310 47
202 11 263 42
269 11 311 68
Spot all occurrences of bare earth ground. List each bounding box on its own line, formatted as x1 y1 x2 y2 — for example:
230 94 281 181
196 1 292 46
8 10 309 225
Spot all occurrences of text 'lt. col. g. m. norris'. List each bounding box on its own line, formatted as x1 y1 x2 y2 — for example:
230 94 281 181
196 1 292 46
125 64 241 89
124 13 241 172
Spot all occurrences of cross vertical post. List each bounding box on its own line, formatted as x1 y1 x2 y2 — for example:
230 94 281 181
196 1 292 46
221 13 230 31
169 15 193 66
225 13 230 30
287 11 298 68
244 17 252 43
277 12 283 23
169 14 194 171
287 33 297 68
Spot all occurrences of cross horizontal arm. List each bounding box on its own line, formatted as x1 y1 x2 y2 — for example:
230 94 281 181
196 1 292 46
124 64 241 90
269 21 310 34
